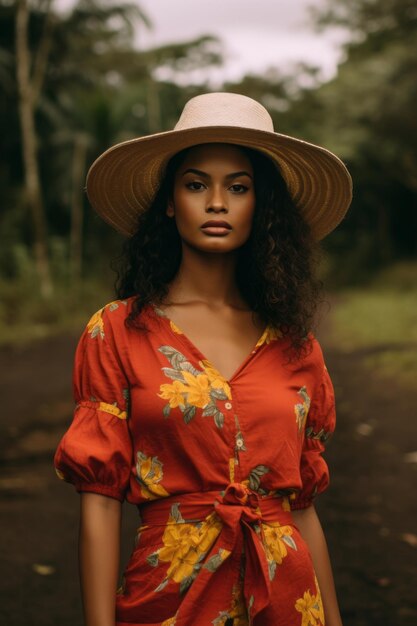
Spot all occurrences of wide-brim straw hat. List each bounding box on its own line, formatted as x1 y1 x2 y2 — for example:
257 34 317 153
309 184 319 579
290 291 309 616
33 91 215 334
86 92 352 240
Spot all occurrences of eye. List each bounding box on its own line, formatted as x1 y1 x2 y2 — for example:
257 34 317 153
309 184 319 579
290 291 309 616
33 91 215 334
229 183 249 193
185 181 205 191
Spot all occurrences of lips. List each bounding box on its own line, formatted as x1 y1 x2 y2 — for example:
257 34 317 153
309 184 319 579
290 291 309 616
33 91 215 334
201 220 232 229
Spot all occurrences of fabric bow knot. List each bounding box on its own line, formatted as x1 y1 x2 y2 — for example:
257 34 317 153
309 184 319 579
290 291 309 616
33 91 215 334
138 485 294 625
212 483 271 620
215 482 261 523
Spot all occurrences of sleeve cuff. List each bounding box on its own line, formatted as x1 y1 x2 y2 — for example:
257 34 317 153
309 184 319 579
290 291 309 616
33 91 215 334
290 498 314 510
74 482 126 502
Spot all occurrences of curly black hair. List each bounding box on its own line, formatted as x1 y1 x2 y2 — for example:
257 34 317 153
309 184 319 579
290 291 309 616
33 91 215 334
113 144 325 361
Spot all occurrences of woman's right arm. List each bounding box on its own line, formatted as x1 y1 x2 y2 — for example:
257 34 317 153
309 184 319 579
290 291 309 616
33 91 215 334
79 492 122 626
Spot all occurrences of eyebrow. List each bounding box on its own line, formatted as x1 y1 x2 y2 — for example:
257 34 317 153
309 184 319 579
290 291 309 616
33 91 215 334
181 168 253 180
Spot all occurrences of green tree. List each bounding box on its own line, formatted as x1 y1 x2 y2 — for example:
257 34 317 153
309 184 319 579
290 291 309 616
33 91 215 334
1 0 223 292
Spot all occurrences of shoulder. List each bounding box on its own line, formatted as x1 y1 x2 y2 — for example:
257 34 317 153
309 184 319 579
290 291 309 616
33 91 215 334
305 332 336 402
302 332 331 381
306 332 325 362
85 297 136 340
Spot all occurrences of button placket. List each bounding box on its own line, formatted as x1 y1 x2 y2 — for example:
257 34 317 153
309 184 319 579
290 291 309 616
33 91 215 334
233 414 246 454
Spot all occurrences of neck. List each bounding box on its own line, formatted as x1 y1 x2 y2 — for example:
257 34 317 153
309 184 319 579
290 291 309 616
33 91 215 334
166 245 246 308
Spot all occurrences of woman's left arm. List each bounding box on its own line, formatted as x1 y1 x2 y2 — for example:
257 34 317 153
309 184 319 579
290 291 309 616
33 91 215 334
292 504 343 626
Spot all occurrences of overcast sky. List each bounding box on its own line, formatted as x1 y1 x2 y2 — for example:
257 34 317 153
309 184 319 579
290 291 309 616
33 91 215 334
138 0 348 85
58 0 349 86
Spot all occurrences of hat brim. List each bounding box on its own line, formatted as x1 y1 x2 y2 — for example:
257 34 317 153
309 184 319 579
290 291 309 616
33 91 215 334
86 126 353 240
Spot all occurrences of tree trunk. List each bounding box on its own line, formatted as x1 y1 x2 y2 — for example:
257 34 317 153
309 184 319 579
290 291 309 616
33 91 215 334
70 133 88 286
15 0 53 297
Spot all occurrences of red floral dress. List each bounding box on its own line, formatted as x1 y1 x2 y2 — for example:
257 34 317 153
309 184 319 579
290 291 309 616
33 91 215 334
54 297 336 626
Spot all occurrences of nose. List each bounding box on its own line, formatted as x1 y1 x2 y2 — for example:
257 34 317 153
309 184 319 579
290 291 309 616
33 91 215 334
206 184 228 213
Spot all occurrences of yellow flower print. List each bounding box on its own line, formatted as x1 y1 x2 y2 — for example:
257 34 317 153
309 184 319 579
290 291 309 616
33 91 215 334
262 522 296 565
314 575 325 624
203 547 231 573
162 529 201 583
86 300 125 339
169 320 183 334
200 360 232 399
135 451 169 500
55 468 65 480
116 574 126 596
198 513 223 553
213 581 248 625
282 496 291 512
255 325 282 348
295 386 311 433
99 402 127 419
178 371 211 408
295 588 324 626
154 508 222 589
228 581 249 625
161 617 177 626
158 345 228 427
87 308 105 339
159 514 221 568
158 380 185 408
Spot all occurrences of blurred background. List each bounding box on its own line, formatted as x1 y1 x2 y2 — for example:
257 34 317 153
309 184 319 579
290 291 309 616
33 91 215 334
0 0 416 624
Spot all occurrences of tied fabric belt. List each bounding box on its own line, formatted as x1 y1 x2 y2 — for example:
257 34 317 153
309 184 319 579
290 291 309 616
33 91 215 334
138 482 295 625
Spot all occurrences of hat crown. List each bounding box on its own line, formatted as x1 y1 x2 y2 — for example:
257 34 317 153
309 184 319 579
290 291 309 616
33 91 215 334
174 92 275 133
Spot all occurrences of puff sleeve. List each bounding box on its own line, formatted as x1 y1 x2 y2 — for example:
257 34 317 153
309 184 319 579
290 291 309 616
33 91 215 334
53 305 133 502
290 361 336 510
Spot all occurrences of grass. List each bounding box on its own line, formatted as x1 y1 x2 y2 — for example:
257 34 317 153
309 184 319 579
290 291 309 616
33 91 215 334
1 259 416 389
0 277 114 347
328 261 417 389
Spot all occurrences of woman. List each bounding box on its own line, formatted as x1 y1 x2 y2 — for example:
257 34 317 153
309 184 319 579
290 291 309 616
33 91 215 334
54 92 352 626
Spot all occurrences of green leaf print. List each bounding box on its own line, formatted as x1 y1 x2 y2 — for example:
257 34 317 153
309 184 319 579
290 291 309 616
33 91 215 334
154 578 169 593
248 594 254 614
203 552 225 573
161 367 186 382
146 551 159 567
158 345 231 429
214 409 225 429
179 361 201 376
171 503 184 524
183 404 196 424
209 387 228 401
201 403 217 417
171 353 189 370
158 346 188 369
295 385 311 432
248 465 270 492
251 464 270 476
268 559 277 581
213 611 232 626
179 575 194 594
305 426 332 443
122 388 130 414
282 535 297 551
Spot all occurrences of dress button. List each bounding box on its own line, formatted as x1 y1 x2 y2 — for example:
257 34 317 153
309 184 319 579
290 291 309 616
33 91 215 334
225 402 232 410
236 438 244 448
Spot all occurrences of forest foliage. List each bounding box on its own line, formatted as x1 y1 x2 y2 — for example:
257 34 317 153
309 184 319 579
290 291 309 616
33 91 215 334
1 0 416 302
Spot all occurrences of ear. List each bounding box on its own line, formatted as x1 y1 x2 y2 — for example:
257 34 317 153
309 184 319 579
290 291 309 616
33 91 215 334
166 197 175 218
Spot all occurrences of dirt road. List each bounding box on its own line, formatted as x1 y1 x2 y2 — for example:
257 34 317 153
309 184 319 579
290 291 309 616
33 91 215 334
0 323 416 625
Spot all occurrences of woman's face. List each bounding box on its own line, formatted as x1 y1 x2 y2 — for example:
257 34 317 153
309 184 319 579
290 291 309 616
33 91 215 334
167 143 256 254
